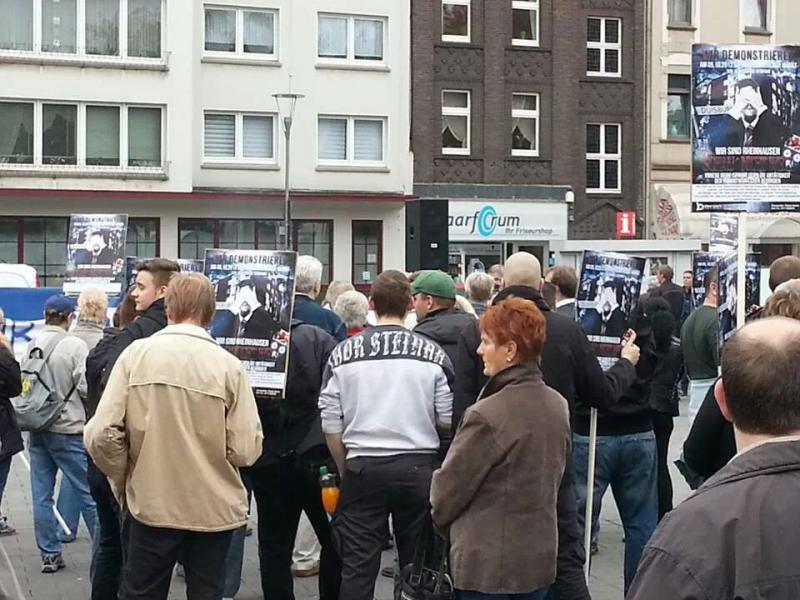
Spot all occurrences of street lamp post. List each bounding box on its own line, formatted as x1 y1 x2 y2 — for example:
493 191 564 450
272 93 305 250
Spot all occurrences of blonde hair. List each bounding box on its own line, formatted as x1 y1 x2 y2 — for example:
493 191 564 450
334 290 369 329
78 288 109 324
454 295 477 317
165 273 216 327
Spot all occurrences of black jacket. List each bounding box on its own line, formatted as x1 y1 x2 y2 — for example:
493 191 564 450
84 326 120 421
649 281 684 329
683 380 736 481
249 320 336 469
101 299 168 387
414 308 476 372
0 346 22 461
629 440 800 600
648 337 683 417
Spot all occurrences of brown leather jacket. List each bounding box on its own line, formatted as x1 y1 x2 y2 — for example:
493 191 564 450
431 363 571 594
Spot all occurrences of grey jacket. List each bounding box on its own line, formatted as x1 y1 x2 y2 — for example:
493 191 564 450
555 300 576 320
628 439 800 600
35 326 89 435
71 320 105 352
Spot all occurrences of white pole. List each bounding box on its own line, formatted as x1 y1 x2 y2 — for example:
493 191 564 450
583 407 599 581
736 213 747 328
18 454 72 537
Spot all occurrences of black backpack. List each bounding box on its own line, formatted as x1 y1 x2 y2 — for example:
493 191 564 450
84 329 119 421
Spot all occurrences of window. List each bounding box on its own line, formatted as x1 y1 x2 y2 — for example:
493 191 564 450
668 0 692 26
203 112 276 163
512 0 539 47
587 17 621 77
0 100 163 172
442 0 470 43
667 75 691 139
126 217 159 258
178 219 331 283
744 0 768 30
318 14 385 63
441 90 470 155
0 217 69 286
586 123 621 193
0 0 162 60
511 93 539 157
318 116 386 165
0 103 34 164
352 221 382 287
204 6 276 57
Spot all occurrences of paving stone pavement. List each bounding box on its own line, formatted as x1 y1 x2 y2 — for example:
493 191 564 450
1 404 692 600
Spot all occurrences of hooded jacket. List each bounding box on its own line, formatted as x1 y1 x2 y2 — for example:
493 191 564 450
414 308 477 374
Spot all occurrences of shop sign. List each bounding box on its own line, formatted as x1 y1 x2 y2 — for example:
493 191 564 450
447 201 568 241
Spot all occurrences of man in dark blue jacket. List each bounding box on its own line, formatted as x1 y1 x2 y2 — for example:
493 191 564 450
292 255 346 342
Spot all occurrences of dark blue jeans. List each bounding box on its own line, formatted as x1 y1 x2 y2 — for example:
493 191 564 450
572 431 657 593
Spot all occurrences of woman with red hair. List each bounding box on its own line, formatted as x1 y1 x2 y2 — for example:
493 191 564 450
430 298 572 600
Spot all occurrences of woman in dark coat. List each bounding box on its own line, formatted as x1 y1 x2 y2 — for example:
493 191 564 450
0 326 23 536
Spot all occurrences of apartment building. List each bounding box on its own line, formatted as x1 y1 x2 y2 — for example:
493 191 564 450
0 0 412 288
649 0 800 262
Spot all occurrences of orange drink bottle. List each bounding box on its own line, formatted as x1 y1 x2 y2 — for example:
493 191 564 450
319 466 340 514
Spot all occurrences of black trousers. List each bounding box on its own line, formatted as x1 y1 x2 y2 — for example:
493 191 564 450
248 453 341 600
653 413 675 521
119 517 233 600
333 454 434 600
87 458 123 600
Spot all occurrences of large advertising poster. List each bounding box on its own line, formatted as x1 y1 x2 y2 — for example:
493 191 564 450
718 253 739 344
204 249 296 400
692 45 800 213
692 252 720 307
709 213 739 253
64 214 128 296
577 251 646 370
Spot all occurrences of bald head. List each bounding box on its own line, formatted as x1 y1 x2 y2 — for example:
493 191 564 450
722 317 800 434
769 256 800 292
503 252 542 289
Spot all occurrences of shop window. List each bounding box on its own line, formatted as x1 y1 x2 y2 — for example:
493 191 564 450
126 217 159 258
0 217 69 286
352 221 382 288
295 220 332 284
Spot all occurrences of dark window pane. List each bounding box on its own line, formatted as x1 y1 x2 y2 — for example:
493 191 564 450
42 104 77 165
442 4 468 37
587 18 601 42
668 74 691 91
179 220 214 259
586 160 601 189
586 124 601 154
604 160 619 189
294 222 331 284
0 102 34 164
605 19 620 43
605 49 619 73
587 48 601 72
604 125 619 154
219 220 256 249
21 218 68 286
126 218 158 258
352 221 381 285
256 221 281 250
512 9 536 41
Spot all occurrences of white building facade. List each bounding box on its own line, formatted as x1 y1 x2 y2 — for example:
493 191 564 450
0 0 412 287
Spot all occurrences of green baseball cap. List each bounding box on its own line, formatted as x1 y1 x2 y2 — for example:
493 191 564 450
411 270 457 300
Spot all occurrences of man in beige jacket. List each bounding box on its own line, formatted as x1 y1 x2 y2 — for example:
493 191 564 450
85 273 263 600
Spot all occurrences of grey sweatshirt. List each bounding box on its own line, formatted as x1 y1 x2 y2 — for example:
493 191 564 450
319 325 454 459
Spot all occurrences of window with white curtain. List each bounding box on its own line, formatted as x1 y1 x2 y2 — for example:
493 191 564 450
86 0 120 55
317 13 386 64
442 90 470 155
0 2 33 51
744 0 768 30
587 17 621 77
204 6 277 57
203 112 276 163
511 93 539 157
512 0 539 46
668 0 692 26
128 0 161 57
442 0 470 42
586 123 621 193
0 100 164 171
318 116 386 165
42 0 77 53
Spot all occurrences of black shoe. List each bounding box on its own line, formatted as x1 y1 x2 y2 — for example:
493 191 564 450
41 554 66 574
591 543 599 555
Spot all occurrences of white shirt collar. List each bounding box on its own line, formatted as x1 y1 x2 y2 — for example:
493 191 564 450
555 298 576 309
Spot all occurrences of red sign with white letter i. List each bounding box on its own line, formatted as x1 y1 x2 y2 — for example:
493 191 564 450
616 212 636 239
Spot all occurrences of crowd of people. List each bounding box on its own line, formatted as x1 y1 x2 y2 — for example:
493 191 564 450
0 251 800 600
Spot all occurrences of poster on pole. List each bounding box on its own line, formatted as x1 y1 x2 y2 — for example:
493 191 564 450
709 214 739 253
576 251 646 370
691 252 722 307
64 214 128 296
692 44 800 213
718 252 739 344
746 253 762 313
204 249 297 400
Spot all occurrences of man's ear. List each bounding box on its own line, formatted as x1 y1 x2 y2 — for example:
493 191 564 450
157 285 169 299
714 378 733 423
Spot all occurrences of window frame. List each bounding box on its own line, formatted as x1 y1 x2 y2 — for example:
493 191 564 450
316 115 388 167
203 5 279 61
586 17 622 78
0 0 165 65
0 216 69 286
667 0 693 27
441 89 471 156
586 123 622 194
316 12 388 67
202 110 278 166
126 216 161 258
743 0 770 32
666 74 691 140
351 220 383 289
0 99 165 174
510 92 540 157
441 0 471 44
511 0 540 48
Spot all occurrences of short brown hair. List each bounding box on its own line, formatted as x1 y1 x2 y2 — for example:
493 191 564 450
658 265 674 281
370 270 411 319
136 258 180 288
479 297 546 363
547 266 578 299
769 256 800 292
115 285 139 328
165 273 216 327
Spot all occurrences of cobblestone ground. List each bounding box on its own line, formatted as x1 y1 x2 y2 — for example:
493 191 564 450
2 404 692 600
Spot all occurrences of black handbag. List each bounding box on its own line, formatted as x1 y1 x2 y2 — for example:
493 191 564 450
395 517 454 600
